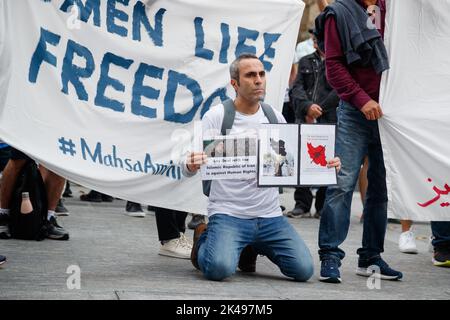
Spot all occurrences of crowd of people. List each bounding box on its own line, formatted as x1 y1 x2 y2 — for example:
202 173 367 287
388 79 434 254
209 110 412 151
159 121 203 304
1 0 449 283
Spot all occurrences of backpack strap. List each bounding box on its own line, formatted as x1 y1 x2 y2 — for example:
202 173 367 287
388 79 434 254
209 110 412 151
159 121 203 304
261 102 279 124
221 99 236 135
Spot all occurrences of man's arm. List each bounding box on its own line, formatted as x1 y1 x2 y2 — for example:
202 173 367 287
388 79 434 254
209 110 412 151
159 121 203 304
324 16 383 120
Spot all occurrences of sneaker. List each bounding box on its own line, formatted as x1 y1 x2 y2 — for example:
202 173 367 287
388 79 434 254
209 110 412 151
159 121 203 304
238 245 258 273
191 223 207 270
159 236 192 259
0 255 6 266
286 207 312 218
55 199 69 216
179 232 193 248
356 257 402 280
124 201 146 217
46 217 69 240
319 258 342 283
399 229 418 254
80 190 102 202
432 247 450 267
187 214 206 230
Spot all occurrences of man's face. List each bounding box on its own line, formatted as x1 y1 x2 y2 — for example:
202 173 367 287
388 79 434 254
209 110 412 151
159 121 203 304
231 58 266 103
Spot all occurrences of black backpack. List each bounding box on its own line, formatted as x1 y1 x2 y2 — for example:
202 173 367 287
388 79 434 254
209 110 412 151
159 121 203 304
202 99 279 196
9 161 48 240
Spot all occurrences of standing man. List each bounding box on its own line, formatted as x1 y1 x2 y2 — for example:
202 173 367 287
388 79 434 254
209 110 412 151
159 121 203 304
184 53 341 282
315 0 403 283
288 29 339 219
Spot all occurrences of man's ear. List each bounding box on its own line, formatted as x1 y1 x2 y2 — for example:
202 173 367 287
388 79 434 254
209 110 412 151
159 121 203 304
231 79 238 91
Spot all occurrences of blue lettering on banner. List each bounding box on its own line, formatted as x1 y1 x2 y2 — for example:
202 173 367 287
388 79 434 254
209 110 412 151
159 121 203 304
107 0 130 37
60 0 101 26
28 8 282 123
79 138 181 180
61 40 95 101
95 52 133 112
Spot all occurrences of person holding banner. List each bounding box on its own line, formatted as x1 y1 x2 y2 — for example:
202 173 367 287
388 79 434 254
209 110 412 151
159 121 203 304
184 53 341 282
314 0 403 283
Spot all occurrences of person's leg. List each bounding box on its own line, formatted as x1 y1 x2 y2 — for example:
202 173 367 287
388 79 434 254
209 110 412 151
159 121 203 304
197 214 254 281
0 158 27 209
289 187 313 217
155 207 182 242
174 210 188 234
319 101 368 263
357 125 388 261
356 124 402 280
39 166 65 212
254 216 314 282
398 220 417 254
0 146 12 173
431 222 450 267
314 186 327 217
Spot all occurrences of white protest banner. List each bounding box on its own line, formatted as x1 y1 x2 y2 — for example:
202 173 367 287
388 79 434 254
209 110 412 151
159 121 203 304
0 0 304 214
380 0 450 221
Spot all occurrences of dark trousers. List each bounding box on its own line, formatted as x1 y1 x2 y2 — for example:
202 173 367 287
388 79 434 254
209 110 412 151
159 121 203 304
0 147 11 172
155 207 187 242
294 186 327 213
431 221 450 249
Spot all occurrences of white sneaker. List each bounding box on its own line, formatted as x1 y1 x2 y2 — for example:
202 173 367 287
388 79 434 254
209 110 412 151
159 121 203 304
399 229 418 254
159 234 192 259
124 211 146 218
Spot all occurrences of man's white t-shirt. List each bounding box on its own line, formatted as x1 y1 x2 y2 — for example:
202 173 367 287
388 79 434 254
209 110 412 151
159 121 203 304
201 103 286 219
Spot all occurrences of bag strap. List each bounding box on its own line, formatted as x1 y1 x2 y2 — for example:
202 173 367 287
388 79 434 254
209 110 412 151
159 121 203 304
261 102 279 124
221 99 236 135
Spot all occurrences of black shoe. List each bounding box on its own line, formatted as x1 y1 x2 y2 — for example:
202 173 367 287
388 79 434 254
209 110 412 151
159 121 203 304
55 199 69 216
46 217 69 240
101 194 114 202
238 245 258 272
125 201 145 217
187 214 206 230
433 247 450 267
62 181 73 198
80 190 102 202
286 207 311 218
0 255 6 266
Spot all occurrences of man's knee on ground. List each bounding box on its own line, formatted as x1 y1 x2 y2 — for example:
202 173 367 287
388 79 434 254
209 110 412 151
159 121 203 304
289 259 314 282
202 256 236 281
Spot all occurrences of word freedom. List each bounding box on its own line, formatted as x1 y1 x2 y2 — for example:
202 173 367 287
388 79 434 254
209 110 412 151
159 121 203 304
28 0 281 123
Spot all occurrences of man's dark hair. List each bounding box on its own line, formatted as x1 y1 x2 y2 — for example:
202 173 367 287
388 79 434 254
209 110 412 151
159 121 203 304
229 53 260 84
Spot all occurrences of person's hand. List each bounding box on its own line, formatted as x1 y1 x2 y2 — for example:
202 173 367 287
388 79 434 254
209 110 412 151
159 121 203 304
327 157 341 172
186 152 207 173
361 100 383 120
307 104 323 119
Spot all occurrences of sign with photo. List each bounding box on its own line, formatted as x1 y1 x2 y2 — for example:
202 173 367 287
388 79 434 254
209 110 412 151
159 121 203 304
257 123 336 187
201 136 258 180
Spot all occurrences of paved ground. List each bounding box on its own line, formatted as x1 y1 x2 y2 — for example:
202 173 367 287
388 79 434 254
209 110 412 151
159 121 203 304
0 185 448 300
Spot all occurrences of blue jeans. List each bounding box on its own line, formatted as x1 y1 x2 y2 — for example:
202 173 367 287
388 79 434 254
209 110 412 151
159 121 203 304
319 100 387 262
431 221 450 249
197 214 314 281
